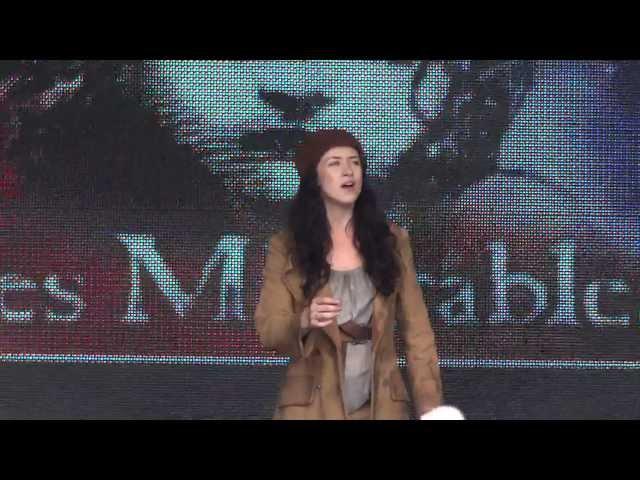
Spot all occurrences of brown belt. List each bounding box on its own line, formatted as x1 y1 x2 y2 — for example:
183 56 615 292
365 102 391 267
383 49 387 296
339 320 372 342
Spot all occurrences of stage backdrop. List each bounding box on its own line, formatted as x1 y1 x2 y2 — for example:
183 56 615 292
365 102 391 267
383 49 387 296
0 60 638 419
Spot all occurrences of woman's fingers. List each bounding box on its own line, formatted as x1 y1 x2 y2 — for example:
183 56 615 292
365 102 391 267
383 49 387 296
309 296 342 328
311 312 338 322
314 297 341 306
312 318 334 327
310 312 338 326
316 305 341 313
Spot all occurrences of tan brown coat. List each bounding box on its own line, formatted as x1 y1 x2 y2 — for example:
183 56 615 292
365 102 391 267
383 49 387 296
255 222 442 419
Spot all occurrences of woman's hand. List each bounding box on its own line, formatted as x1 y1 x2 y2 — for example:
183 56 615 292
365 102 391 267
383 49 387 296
306 296 342 328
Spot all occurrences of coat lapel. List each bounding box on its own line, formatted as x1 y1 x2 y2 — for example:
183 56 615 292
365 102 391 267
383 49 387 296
371 291 389 353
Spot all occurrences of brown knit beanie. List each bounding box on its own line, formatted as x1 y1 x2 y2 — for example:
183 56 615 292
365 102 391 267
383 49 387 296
293 129 365 178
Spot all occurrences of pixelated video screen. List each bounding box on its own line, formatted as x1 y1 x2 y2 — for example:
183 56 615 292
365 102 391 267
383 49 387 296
0 61 638 417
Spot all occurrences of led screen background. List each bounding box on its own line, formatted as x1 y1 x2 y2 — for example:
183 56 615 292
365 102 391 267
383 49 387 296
0 60 638 419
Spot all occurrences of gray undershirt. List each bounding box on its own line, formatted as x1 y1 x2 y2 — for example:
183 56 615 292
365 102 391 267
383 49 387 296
328 266 375 414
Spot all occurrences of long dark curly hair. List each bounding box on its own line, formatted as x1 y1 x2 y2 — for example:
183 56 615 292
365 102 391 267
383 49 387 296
287 162 401 300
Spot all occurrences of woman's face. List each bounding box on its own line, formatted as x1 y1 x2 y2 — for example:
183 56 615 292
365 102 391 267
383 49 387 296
315 146 363 208
142 60 439 201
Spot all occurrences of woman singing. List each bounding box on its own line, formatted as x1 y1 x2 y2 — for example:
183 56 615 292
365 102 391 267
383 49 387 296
255 129 442 420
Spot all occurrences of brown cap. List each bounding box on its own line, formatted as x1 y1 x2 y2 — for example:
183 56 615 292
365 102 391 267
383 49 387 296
293 129 365 178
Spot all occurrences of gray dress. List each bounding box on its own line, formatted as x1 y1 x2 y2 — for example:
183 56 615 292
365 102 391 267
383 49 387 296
328 266 376 414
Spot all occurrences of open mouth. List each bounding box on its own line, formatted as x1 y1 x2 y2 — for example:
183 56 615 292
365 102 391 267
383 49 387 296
341 182 355 189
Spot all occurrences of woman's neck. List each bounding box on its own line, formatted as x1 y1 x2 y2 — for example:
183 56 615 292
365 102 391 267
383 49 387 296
324 201 354 237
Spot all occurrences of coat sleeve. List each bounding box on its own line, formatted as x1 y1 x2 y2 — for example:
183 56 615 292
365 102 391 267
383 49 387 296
395 227 443 416
254 233 307 358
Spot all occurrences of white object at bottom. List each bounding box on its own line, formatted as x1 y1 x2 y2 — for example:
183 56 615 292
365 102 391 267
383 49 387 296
420 405 465 420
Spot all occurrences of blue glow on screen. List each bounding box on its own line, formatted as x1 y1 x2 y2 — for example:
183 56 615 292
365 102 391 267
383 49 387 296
0 60 638 369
